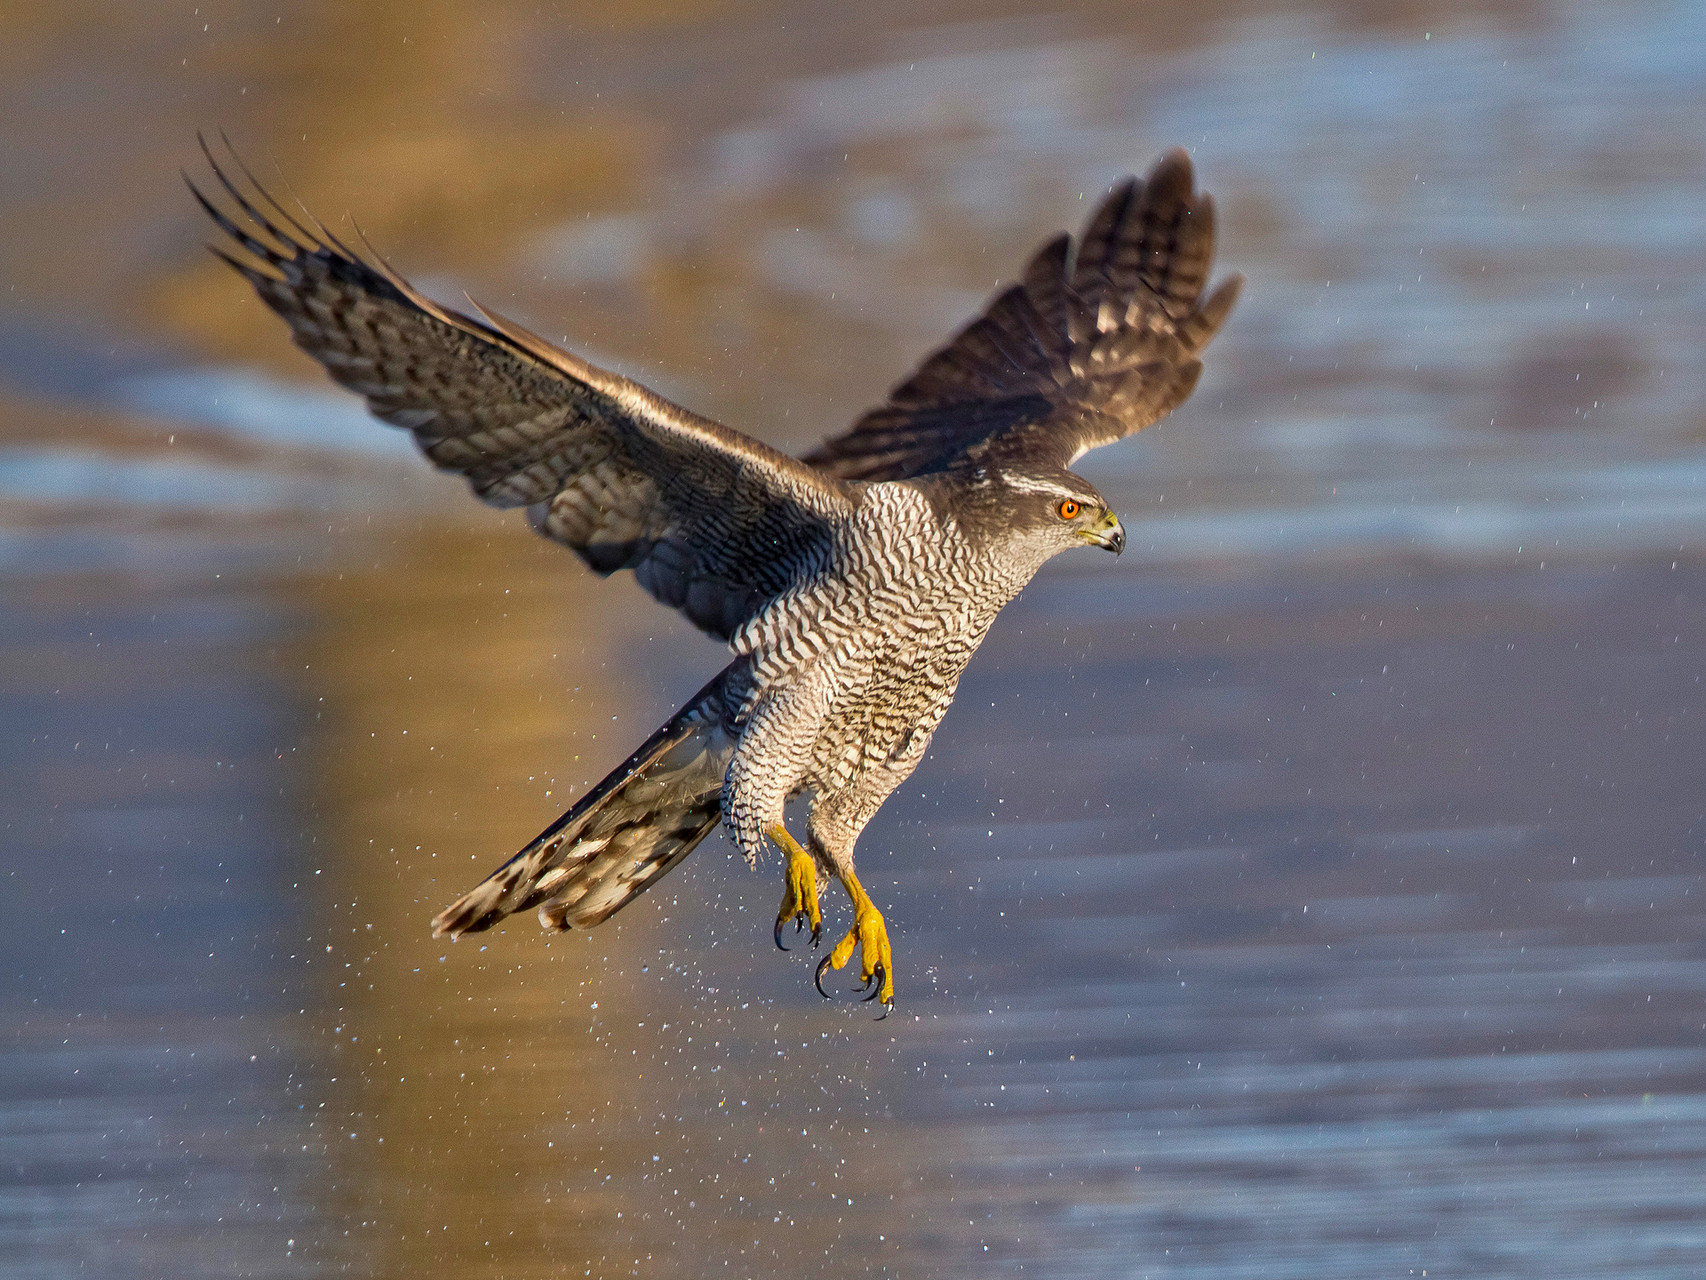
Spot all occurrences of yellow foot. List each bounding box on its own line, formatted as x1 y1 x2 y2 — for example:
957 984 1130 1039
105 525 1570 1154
814 867 894 1012
766 823 821 951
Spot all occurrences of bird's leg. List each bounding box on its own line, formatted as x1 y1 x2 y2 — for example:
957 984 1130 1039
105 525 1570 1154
815 867 894 1009
767 823 821 951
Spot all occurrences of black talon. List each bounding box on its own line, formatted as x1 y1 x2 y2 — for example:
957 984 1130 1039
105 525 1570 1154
778 913 814 952
814 955 836 999
873 1001 891 1022
860 963 885 1002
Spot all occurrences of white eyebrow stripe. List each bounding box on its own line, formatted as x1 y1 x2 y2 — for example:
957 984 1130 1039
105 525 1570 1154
1003 475 1092 501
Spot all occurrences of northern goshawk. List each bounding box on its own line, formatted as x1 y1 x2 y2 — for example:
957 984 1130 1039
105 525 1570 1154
192 141 1240 1010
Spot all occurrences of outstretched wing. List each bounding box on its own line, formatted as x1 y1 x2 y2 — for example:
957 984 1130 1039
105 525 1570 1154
189 139 852 641
804 149 1241 481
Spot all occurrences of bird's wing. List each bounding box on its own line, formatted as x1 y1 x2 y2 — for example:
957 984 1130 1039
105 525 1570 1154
190 141 853 641
804 149 1241 481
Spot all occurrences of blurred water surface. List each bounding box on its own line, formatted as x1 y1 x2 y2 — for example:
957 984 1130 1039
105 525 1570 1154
3 1 1704 1276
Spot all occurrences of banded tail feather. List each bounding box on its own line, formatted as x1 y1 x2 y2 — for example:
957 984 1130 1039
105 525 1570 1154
430 670 736 939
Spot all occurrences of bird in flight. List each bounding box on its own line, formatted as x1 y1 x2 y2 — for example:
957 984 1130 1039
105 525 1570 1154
190 138 1240 1012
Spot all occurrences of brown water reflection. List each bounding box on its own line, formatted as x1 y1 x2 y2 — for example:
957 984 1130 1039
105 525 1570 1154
283 526 919 1277
4 0 1706 1276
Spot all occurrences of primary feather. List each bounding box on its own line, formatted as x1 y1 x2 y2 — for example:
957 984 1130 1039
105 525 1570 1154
805 148 1242 481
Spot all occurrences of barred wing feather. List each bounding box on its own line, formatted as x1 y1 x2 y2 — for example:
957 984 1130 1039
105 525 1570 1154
805 148 1241 481
190 139 852 642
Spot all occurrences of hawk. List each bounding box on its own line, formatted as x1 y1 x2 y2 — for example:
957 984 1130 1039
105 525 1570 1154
191 139 1240 1010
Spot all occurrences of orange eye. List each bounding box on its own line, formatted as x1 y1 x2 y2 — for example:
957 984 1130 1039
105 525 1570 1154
1056 499 1081 520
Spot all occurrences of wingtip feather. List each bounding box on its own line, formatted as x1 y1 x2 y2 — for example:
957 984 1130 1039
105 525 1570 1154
1181 273 1243 351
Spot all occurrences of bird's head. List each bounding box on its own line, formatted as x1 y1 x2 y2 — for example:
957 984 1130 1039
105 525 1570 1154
992 466 1125 558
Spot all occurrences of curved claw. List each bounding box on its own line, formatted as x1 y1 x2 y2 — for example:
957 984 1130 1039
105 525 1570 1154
776 913 820 953
860 964 886 1003
815 957 892 1013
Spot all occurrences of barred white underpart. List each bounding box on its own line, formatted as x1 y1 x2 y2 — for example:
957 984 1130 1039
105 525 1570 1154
191 137 1238 956
720 482 1048 870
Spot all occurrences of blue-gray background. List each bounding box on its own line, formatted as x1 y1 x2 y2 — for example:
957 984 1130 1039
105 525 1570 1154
3 1 1704 1275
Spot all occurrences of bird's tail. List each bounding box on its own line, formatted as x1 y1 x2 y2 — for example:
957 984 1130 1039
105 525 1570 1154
430 670 736 939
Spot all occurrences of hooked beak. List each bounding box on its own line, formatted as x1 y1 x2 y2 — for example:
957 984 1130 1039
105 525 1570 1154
1080 510 1126 556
